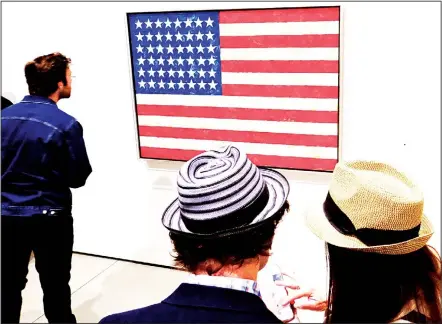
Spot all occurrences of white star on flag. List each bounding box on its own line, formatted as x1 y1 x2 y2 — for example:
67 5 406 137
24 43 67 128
188 70 196 78
146 33 153 41
186 44 194 53
164 19 172 28
198 80 206 89
176 57 184 65
138 57 146 65
206 44 216 53
158 79 166 89
167 80 175 89
178 80 185 89
206 17 214 27
155 19 162 28
138 67 145 77
198 68 207 77
144 19 153 28
177 69 185 78
148 67 155 77
185 18 192 27
188 80 196 89
197 56 206 65
138 80 146 88
195 18 203 27
176 44 184 53
208 56 216 65
147 45 155 53
185 31 193 41
196 31 204 41
167 56 175 65
158 68 166 77
135 20 143 29
208 80 218 89
165 32 173 41
173 18 181 28
196 43 205 53
156 44 164 53
175 31 183 41
136 44 143 53
148 79 156 88
206 31 215 40
166 45 174 54
168 68 176 77
157 56 165 65
136 32 143 41
147 56 155 65
205 17 214 27
155 32 163 41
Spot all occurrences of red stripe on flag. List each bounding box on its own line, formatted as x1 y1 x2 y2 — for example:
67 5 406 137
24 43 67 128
139 126 338 147
137 105 338 123
140 147 337 171
219 7 340 23
222 84 339 99
220 34 339 48
221 60 339 73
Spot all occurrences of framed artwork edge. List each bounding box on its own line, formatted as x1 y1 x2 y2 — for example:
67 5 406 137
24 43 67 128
126 4 343 174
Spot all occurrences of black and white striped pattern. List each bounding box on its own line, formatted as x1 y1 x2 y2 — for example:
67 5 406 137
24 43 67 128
162 145 290 237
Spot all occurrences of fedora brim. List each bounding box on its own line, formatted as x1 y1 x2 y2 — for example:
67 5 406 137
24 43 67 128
304 202 434 255
162 168 290 238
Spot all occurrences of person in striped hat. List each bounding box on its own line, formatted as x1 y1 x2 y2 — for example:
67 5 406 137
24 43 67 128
100 145 292 323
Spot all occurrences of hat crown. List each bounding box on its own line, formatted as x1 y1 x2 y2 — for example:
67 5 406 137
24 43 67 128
176 145 265 220
330 161 424 231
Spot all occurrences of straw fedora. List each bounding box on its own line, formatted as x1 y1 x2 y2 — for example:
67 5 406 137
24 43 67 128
305 160 434 255
162 145 290 238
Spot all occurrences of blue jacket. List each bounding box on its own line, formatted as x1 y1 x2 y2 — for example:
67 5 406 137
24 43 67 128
99 283 282 323
1 95 92 216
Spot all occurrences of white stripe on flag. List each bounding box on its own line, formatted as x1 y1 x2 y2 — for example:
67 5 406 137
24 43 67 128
136 94 338 111
221 72 339 86
220 48 338 61
219 21 339 36
139 137 338 159
138 116 338 136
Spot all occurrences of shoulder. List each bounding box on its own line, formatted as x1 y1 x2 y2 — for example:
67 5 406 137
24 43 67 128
99 303 166 323
1 102 79 134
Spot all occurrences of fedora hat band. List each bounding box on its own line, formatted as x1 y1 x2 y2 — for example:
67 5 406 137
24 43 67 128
181 185 270 235
323 193 421 246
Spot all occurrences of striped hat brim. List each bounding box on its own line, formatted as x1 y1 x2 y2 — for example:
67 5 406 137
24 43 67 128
162 168 290 238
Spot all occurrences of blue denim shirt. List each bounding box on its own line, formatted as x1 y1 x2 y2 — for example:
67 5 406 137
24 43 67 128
1 95 92 216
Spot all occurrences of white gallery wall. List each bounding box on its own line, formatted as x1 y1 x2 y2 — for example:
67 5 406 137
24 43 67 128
2 1 440 285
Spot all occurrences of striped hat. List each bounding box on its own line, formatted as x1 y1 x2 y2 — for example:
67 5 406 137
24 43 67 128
162 145 290 238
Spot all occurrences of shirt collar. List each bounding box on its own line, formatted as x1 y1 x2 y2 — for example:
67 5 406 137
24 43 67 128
21 95 57 106
184 274 261 298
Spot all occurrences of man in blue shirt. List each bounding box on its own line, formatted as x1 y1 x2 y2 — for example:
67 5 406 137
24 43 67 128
1 52 92 323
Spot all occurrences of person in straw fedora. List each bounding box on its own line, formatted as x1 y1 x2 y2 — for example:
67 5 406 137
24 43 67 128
100 145 292 323
276 160 441 323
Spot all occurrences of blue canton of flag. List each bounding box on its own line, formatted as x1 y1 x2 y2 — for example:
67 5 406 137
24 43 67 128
128 12 222 96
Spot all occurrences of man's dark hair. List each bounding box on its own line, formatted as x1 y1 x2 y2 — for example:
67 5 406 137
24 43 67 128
170 200 290 273
24 52 71 97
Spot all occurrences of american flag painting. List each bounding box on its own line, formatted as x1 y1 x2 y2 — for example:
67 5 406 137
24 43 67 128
127 6 341 171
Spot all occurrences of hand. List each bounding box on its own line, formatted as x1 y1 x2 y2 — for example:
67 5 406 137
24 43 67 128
274 272 327 312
